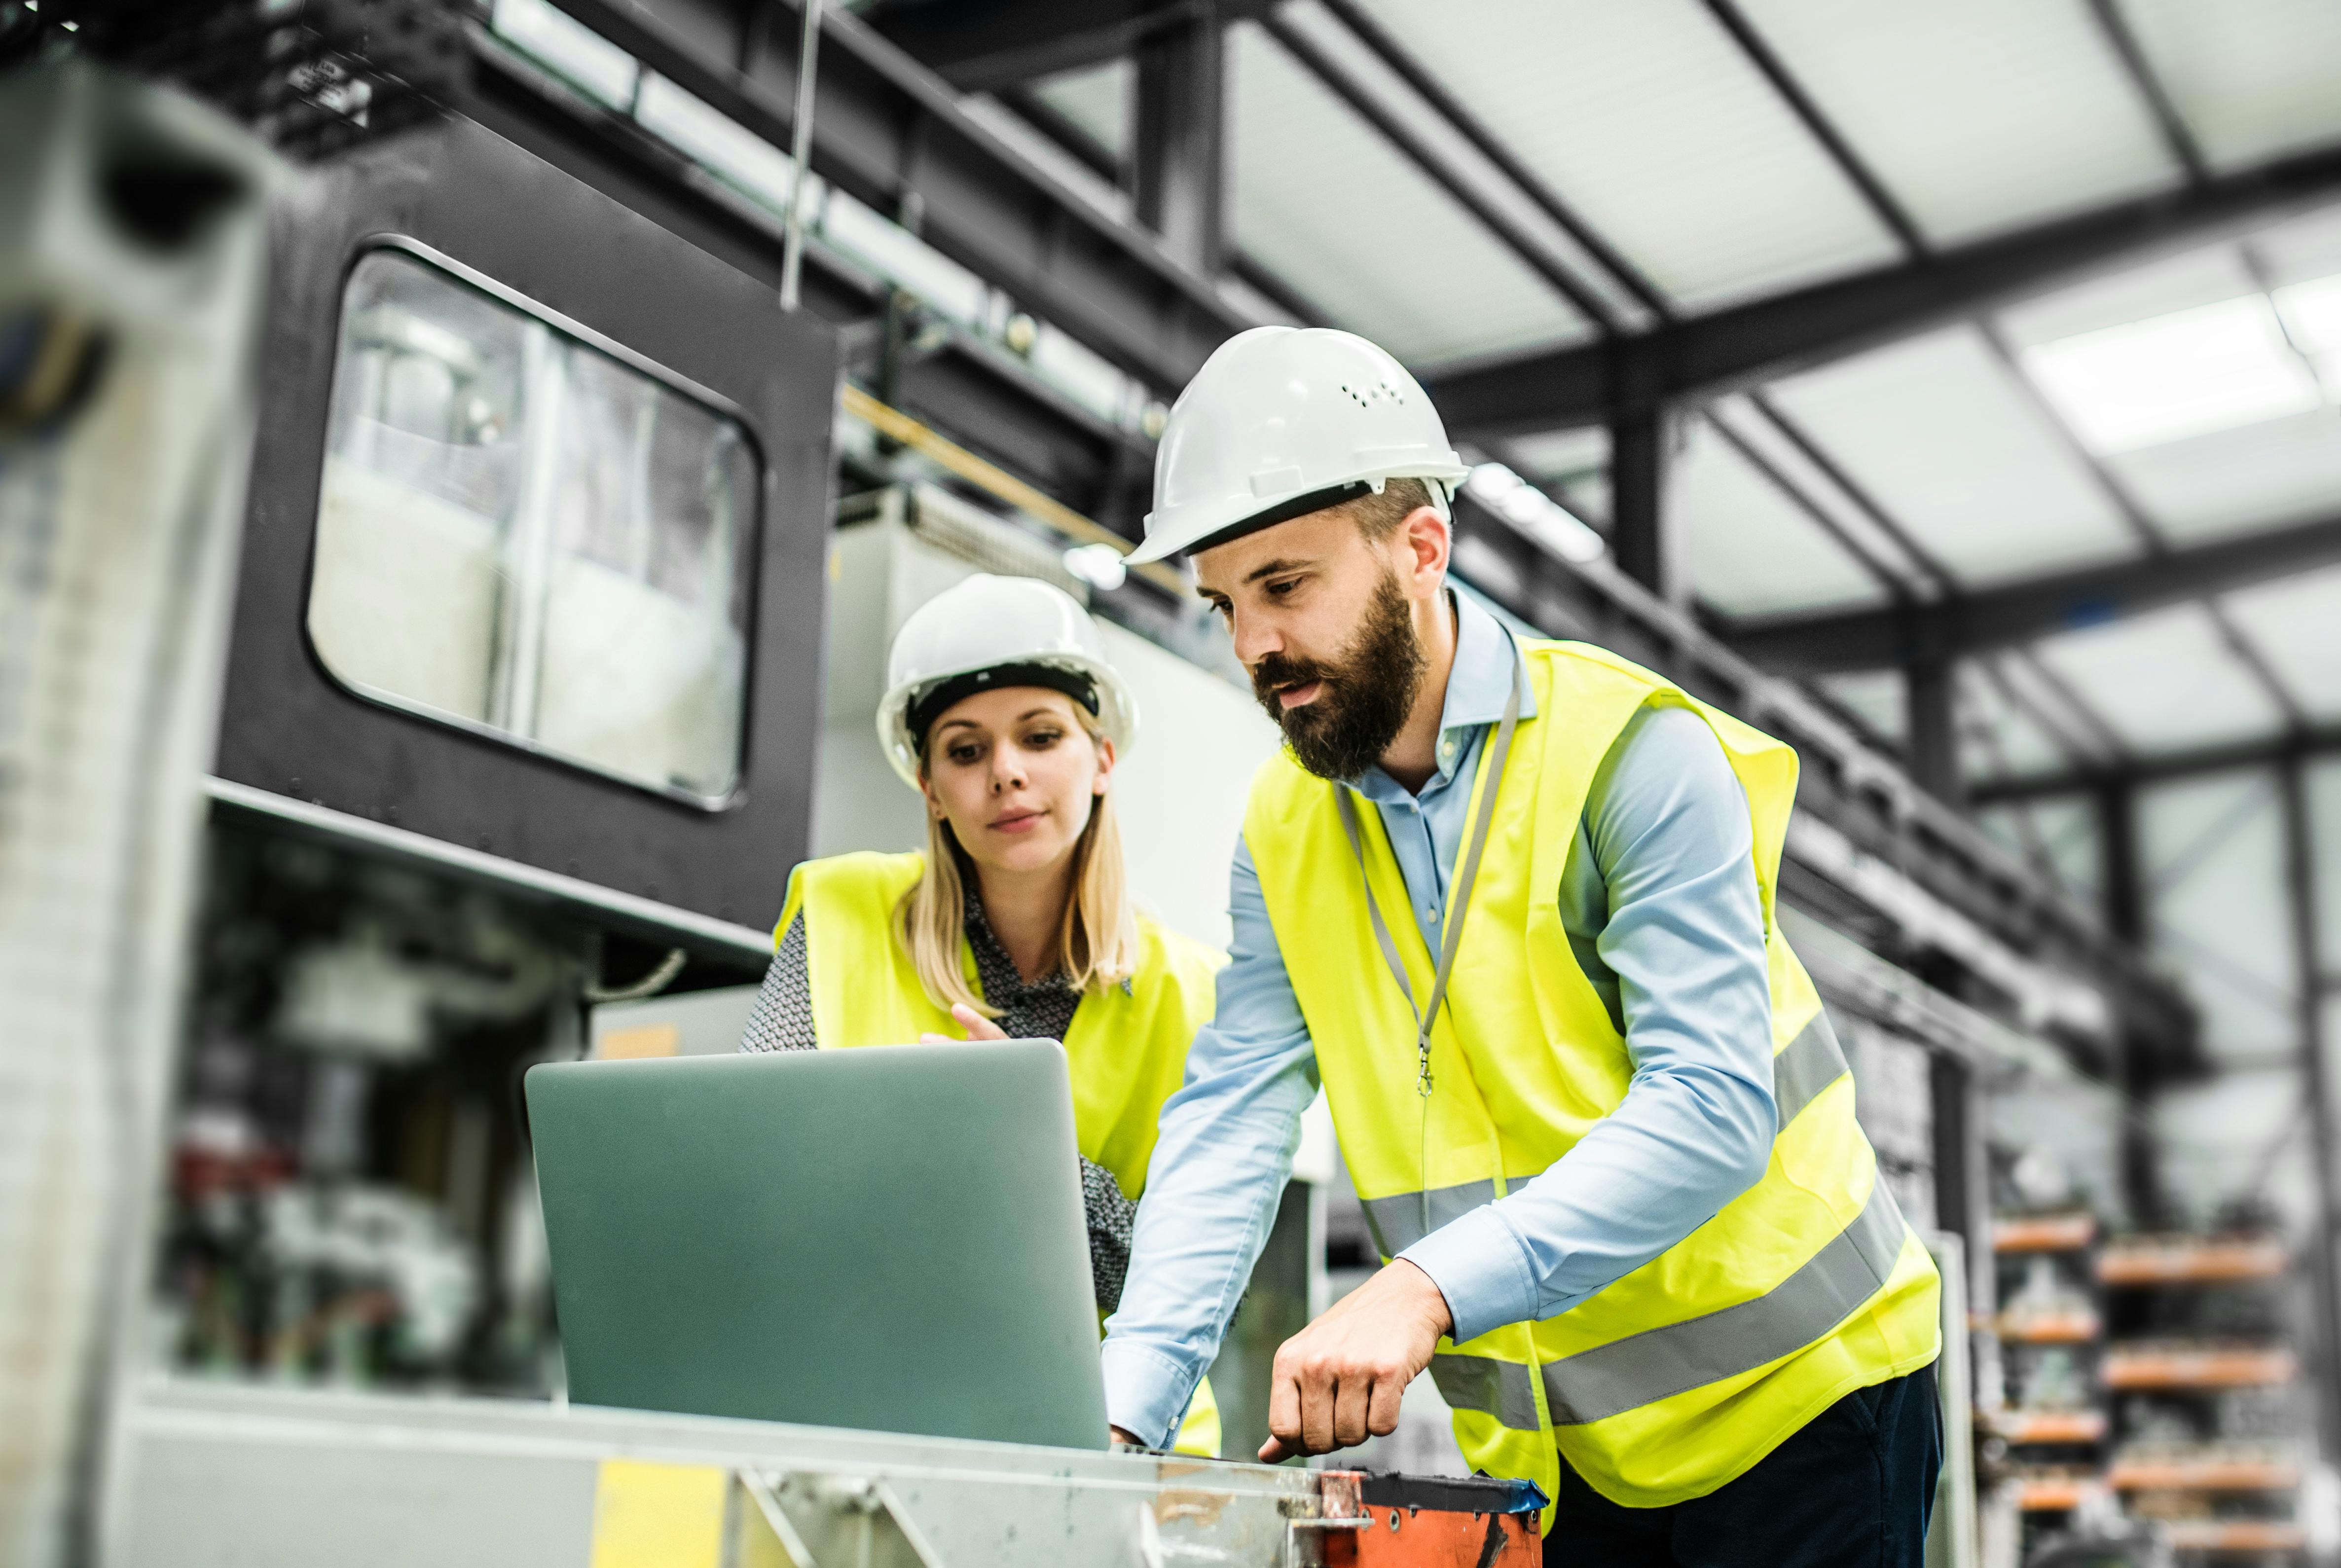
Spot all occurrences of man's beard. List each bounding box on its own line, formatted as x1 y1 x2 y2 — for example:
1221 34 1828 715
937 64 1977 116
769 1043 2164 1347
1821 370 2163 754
1250 570 1428 781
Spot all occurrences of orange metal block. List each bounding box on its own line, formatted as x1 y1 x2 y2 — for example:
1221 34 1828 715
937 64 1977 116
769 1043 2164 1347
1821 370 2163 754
2110 1457 2299 1492
1990 1409 2109 1444
1322 1506 1540 1566
2014 1477 2092 1512
2097 1239 2288 1285
2102 1346 2297 1389
1997 1313 2102 1345
2162 1520 2308 1551
1994 1213 2096 1253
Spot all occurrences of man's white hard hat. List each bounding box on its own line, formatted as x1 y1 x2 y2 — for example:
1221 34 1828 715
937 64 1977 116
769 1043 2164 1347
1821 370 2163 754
1130 326 1472 565
876 573 1139 788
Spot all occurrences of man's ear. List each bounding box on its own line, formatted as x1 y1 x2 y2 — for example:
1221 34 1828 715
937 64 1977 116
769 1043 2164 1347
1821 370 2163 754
1398 505 1451 592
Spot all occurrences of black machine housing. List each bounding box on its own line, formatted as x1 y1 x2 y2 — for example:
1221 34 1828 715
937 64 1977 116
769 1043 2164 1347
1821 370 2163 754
216 112 840 930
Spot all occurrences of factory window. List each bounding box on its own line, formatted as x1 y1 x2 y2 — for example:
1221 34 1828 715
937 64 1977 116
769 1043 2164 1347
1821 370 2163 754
310 243 757 805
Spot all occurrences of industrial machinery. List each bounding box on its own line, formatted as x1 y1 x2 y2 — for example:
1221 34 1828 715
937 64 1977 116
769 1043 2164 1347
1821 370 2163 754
0 33 1532 1566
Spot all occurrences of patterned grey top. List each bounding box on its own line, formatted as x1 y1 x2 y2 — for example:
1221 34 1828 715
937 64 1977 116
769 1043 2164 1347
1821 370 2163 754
740 886 1139 1314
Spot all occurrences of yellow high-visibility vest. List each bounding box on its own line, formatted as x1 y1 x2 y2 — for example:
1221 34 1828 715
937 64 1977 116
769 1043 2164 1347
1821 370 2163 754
777 850 1226 1457
1243 641 1940 1512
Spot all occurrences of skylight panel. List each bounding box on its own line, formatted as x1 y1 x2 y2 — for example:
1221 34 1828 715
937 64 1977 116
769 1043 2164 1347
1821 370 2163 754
1226 24 1590 364
2119 0 2341 171
2021 294 2322 454
2103 407 2341 544
1343 0 1902 308
1032 60 1132 160
1673 423 1886 617
1770 326 2135 585
2222 565 2341 720
1737 0 2178 244
2270 274 2341 376
2031 602 2284 753
1815 670 1905 744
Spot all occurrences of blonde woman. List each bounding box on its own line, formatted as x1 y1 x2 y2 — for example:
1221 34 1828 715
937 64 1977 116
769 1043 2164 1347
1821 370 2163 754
740 574 1222 1455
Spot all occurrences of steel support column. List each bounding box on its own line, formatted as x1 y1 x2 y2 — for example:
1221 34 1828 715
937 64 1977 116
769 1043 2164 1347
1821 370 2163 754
1928 1046 1993 1407
2279 757 2341 1460
2097 779 2162 1229
1906 656 1962 809
1132 8 1226 275
1609 406 1679 604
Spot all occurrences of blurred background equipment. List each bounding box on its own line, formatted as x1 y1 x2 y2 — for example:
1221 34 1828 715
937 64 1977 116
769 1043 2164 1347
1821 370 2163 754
0 56 270 1568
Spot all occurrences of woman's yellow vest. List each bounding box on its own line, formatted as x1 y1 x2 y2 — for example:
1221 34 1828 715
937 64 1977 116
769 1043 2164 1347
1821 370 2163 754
1243 640 1940 1511
775 850 1227 1457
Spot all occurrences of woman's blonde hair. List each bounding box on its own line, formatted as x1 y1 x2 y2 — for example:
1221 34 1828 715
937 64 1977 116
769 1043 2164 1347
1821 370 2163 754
896 705 1140 1016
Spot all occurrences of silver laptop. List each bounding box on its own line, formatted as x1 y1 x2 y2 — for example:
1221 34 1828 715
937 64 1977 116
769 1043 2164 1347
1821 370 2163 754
526 1039 1110 1450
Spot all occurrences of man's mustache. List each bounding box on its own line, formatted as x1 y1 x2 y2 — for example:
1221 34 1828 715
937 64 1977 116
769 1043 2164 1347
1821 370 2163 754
1250 653 1334 711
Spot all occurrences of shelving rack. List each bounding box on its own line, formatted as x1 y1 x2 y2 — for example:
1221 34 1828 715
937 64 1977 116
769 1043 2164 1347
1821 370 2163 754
2099 1232 2306 1564
1987 1211 2113 1559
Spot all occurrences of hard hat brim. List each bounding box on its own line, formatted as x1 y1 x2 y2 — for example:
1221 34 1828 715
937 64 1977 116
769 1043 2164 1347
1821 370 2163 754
876 651 1138 790
1131 463 1471 565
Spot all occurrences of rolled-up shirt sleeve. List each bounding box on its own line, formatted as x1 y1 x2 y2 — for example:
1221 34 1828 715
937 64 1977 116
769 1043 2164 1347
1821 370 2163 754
1101 833 1318 1449
1398 705 1779 1345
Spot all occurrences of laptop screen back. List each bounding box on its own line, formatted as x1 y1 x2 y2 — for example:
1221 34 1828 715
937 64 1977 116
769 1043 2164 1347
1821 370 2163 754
527 1040 1108 1450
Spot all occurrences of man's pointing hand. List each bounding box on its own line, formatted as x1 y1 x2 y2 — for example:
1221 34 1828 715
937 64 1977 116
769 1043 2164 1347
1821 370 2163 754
1259 1258 1453 1463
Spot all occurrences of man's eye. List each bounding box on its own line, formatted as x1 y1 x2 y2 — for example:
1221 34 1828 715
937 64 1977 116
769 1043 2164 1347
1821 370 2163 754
1267 578 1299 597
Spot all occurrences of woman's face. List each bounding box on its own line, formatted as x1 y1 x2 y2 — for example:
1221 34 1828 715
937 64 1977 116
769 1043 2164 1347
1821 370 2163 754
920 686 1114 878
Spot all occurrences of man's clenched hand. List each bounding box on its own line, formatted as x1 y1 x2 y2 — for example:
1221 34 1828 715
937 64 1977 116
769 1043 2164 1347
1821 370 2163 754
1259 1259 1453 1462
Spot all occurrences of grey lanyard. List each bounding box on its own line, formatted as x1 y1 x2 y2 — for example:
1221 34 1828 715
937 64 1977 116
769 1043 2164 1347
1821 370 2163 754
1333 640 1525 1104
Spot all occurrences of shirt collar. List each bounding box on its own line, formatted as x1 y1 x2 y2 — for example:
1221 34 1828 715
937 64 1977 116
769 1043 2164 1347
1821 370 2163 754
1439 589 1537 733
1346 589 1537 798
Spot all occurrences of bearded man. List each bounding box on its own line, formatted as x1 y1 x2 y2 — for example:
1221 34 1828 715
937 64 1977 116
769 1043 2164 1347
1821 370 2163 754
1099 328 1943 1568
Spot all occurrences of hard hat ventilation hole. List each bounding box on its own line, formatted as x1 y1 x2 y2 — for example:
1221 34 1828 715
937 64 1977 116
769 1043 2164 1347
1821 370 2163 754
1337 380 1408 408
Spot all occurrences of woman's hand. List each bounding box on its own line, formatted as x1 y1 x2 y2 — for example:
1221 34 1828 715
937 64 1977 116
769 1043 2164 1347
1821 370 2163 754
919 1003 1011 1045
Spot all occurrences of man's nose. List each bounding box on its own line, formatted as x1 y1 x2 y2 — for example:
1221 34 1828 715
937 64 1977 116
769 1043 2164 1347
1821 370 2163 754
1229 612 1282 670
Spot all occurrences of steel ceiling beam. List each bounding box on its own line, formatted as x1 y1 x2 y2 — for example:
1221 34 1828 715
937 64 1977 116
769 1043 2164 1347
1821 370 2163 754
1425 139 2341 437
1317 0 1669 324
1132 7 1227 273
537 0 1255 394
1972 725 2341 803
2085 0 2210 185
1729 508 2341 673
1700 0 1925 254
858 0 1275 93
1259 12 1621 331
466 34 1167 540
1973 319 2313 727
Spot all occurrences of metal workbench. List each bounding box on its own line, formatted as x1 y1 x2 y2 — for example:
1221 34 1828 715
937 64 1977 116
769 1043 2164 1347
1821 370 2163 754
110 1380 1541 1567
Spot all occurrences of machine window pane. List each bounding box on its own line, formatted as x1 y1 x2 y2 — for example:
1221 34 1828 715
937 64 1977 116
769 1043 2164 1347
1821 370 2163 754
310 247 756 804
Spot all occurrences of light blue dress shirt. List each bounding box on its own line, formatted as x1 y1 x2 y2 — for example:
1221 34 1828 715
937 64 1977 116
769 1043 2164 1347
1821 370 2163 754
1100 591 1781 1449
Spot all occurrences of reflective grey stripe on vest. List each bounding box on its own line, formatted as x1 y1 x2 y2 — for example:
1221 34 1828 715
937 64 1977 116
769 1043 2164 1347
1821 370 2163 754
1360 1179 1499 1260
1427 1352 1542 1432
1541 1175 1909 1426
1774 1010 1851 1129
1355 1011 1849 1261
1421 1182 1909 1432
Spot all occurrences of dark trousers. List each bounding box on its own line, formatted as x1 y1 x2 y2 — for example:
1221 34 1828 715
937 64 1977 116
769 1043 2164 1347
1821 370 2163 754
1543 1365 1942 1568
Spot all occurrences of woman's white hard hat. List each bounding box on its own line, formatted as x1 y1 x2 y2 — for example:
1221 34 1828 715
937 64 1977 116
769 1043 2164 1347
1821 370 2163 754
876 573 1139 789
1129 325 1472 565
